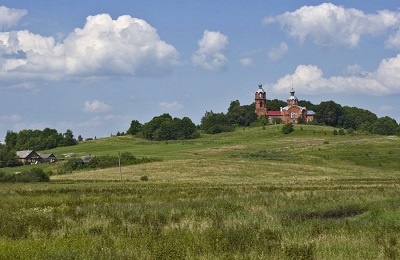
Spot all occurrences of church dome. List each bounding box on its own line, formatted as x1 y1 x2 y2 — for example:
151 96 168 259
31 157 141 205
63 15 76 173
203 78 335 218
288 88 297 100
256 84 265 93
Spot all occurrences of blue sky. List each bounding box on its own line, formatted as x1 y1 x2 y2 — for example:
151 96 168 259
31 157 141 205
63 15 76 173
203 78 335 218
0 1 399 140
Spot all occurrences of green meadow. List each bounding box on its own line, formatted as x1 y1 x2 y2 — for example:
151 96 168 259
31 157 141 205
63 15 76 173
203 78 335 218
1 125 400 259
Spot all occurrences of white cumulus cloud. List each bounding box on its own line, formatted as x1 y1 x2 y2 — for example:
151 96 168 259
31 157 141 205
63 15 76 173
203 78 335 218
192 30 228 71
271 54 400 96
0 6 27 29
268 42 288 61
263 3 400 48
0 13 180 83
83 100 111 113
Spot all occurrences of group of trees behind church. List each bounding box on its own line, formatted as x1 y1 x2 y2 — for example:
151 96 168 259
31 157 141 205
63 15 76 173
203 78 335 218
127 98 398 139
199 99 399 136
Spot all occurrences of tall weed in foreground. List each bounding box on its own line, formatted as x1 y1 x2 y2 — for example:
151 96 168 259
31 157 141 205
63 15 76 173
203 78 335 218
1 179 400 259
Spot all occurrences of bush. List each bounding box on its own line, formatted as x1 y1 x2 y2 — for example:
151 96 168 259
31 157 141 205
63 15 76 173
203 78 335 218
57 152 162 174
140 175 149 181
0 171 16 182
282 123 294 134
0 168 49 183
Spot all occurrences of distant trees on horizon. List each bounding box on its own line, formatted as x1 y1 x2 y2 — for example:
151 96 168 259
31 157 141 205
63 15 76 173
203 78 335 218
1 97 399 169
0 128 78 168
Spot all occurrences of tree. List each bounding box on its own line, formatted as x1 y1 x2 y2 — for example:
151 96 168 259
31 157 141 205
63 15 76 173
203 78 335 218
177 117 198 139
127 120 143 135
200 111 233 134
338 106 377 131
142 114 198 141
4 131 17 148
298 100 317 112
59 129 77 146
371 117 398 135
142 114 172 140
315 101 342 126
266 99 286 111
226 100 257 127
0 144 22 168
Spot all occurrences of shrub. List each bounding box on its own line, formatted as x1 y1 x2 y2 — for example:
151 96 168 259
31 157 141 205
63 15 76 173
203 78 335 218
140 175 149 181
16 168 50 182
57 152 162 174
0 168 49 183
282 123 294 134
347 128 355 135
0 171 16 182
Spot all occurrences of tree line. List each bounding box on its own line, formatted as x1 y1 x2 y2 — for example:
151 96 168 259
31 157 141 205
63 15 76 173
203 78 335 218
0 128 77 168
125 99 399 138
199 99 399 135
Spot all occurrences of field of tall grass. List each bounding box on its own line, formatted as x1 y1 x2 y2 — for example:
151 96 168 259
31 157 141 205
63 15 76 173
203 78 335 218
1 125 399 259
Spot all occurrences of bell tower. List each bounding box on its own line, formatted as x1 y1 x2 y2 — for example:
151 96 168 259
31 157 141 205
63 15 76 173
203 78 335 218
255 84 267 117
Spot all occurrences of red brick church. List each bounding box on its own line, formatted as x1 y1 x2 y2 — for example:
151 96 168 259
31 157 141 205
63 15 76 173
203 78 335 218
255 84 314 123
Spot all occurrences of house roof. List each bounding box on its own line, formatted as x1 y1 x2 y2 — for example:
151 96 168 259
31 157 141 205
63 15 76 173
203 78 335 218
16 150 40 159
38 153 56 159
267 111 282 116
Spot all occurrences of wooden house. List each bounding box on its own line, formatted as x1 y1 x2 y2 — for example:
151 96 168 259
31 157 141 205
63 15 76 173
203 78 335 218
16 150 42 165
38 153 58 163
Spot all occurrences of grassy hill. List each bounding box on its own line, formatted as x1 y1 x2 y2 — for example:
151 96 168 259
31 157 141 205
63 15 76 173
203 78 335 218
1 125 400 259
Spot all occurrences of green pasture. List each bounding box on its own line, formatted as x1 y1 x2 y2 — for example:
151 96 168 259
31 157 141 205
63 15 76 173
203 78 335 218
1 125 400 259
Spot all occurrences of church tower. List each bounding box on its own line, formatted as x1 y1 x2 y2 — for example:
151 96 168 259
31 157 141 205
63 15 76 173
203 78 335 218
255 84 267 117
287 88 298 106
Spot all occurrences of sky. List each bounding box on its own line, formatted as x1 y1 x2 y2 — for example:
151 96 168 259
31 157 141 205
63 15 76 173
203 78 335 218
0 1 400 141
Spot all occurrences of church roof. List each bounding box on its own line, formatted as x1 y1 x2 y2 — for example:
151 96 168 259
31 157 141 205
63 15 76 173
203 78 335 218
281 105 306 111
307 110 316 116
267 111 281 115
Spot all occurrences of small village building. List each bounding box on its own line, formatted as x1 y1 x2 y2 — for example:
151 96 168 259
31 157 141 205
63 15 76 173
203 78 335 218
255 85 314 123
80 155 94 164
16 150 42 165
38 153 58 163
